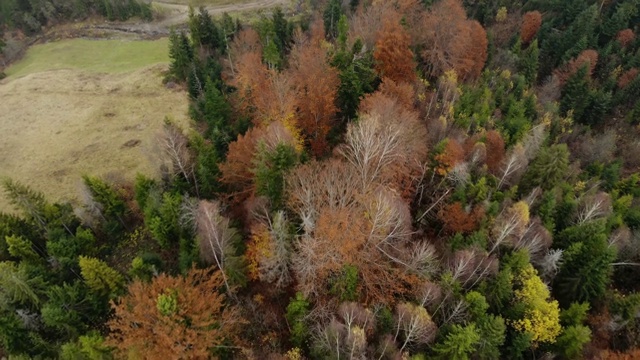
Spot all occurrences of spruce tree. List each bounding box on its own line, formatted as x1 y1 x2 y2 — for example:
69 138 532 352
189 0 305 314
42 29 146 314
323 0 343 39
560 64 590 119
519 39 539 86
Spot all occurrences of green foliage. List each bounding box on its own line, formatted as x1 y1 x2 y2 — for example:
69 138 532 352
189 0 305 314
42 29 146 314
286 292 310 348
330 264 359 301
476 315 506 360
323 0 343 39
0 261 44 306
144 191 182 249
521 144 569 193
560 302 590 327
253 142 298 209
6 235 39 263
554 221 616 306
168 29 194 82
129 254 159 282
554 325 591 359
519 39 539 86
560 65 590 119
60 331 113 360
432 323 481 360
157 290 178 316
78 256 123 296
332 39 377 121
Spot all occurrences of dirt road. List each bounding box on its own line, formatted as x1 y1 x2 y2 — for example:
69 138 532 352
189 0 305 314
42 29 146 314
95 0 292 37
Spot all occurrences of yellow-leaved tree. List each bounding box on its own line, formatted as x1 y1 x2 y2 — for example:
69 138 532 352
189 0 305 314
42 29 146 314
511 264 562 346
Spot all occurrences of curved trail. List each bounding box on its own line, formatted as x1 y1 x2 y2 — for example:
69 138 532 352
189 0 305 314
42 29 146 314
103 0 291 36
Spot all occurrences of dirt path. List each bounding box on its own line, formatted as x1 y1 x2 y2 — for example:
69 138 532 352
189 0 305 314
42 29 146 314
96 0 291 37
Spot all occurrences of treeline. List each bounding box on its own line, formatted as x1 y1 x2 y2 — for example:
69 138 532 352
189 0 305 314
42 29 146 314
1 0 640 359
0 0 152 34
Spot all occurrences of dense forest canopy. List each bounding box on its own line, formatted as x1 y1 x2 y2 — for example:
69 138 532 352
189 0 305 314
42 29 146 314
1 0 640 358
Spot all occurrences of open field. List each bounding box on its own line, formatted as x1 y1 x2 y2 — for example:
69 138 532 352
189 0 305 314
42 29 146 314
6 38 170 77
0 39 190 212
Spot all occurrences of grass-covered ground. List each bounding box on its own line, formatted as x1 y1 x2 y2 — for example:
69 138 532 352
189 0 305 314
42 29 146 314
6 38 170 77
0 38 190 212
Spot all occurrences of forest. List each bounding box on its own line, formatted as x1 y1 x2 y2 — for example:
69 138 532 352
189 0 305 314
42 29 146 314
1 0 640 358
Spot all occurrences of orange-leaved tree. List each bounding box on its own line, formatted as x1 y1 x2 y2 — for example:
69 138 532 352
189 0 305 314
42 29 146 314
107 268 242 359
520 11 542 44
374 11 417 84
289 23 339 156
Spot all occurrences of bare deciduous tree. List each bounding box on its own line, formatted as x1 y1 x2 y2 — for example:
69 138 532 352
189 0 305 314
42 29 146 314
394 302 437 352
195 200 237 292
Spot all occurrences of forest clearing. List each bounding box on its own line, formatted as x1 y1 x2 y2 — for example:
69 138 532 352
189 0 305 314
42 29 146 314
0 39 190 212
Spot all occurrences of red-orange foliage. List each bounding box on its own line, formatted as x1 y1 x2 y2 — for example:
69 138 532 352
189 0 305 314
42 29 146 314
434 139 465 176
232 49 296 126
616 29 636 48
555 49 599 85
220 126 262 198
374 12 417 84
520 11 542 44
289 28 339 156
377 77 416 109
420 0 488 80
438 202 485 234
485 130 506 174
107 268 242 359
467 20 489 80
294 201 419 305
618 68 639 89
596 349 640 360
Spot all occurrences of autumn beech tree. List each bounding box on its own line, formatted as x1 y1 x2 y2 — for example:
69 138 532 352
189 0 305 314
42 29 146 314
521 11 542 44
438 202 485 235
419 0 488 80
341 92 428 194
554 49 599 85
289 23 339 156
373 12 417 84
107 268 242 359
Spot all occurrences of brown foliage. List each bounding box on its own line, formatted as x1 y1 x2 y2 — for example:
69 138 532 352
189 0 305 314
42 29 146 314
596 349 640 360
434 139 465 176
289 32 339 156
616 29 636 48
521 11 542 44
438 202 485 234
220 126 263 197
232 50 296 126
377 77 416 109
373 12 417 83
342 93 428 197
107 268 242 359
485 130 506 174
618 68 639 89
467 20 489 80
419 0 488 80
555 49 599 85
291 187 422 305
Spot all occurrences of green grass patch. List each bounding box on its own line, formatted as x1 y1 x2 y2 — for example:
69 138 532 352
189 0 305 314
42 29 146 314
5 38 170 77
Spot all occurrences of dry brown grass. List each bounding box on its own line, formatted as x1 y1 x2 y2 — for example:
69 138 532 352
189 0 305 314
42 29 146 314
0 64 190 212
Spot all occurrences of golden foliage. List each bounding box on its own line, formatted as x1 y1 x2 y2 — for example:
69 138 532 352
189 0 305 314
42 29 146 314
511 264 561 346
